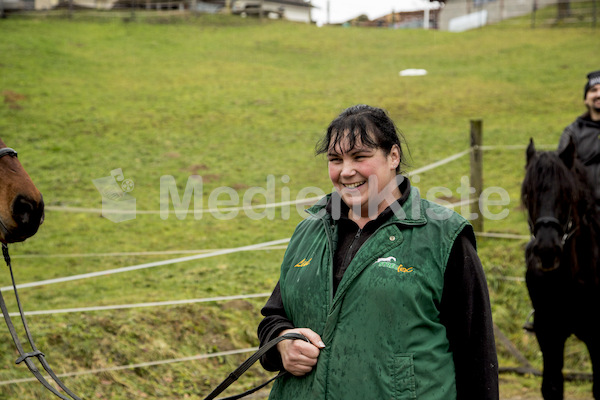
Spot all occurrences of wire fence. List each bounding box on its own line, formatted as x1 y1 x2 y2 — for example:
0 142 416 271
0 141 579 390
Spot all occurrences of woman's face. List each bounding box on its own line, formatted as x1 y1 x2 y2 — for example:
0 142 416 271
327 132 400 218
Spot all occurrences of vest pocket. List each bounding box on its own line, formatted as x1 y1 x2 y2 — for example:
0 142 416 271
393 354 417 399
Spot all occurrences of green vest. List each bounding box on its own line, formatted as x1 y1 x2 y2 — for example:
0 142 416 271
270 187 471 400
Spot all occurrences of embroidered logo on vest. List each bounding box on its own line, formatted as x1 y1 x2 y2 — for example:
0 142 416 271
294 258 312 268
374 256 414 273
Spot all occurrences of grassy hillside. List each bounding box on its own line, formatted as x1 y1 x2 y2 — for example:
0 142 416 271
0 13 598 399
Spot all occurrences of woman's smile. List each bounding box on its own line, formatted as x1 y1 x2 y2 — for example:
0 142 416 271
342 181 366 189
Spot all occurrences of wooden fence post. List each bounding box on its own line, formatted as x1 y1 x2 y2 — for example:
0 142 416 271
259 0 264 21
470 120 483 233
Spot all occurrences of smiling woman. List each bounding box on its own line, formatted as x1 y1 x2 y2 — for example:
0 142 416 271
318 104 405 227
0 138 45 245
257 104 500 400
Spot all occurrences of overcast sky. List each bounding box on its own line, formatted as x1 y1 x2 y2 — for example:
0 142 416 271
309 0 441 25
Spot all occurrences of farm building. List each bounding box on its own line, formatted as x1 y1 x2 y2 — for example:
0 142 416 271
341 0 583 30
436 0 557 30
230 0 313 22
349 7 442 29
0 0 313 20
328 0 439 28
0 0 34 11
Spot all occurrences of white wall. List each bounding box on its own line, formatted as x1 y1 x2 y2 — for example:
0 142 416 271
278 3 311 23
438 0 555 30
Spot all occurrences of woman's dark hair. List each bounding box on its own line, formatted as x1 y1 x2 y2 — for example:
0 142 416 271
315 104 408 173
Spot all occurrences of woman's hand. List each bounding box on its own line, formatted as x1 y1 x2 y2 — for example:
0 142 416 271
277 328 325 376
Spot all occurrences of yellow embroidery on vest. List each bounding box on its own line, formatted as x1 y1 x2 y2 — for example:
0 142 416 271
294 258 312 268
397 264 414 273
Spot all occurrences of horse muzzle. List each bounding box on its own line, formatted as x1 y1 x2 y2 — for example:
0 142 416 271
0 193 45 244
529 235 563 273
531 251 562 272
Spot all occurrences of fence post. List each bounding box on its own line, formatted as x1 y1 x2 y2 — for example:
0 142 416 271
470 120 483 233
259 0 264 21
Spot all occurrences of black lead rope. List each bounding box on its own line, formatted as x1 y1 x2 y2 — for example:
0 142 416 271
1 240 304 400
1 243 82 400
203 332 309 400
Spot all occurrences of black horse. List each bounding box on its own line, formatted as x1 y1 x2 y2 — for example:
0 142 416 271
522 138 600 399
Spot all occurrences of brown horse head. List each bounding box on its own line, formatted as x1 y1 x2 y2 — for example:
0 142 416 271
0 138 45 244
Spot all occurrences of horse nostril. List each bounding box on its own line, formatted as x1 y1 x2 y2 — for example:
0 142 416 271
12 194 44 228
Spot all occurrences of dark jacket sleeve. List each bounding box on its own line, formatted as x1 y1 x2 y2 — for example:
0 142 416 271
257 281 295 371
558 122 575 152
440 230 499 400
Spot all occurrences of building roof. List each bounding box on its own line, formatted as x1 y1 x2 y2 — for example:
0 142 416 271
206 0 312 6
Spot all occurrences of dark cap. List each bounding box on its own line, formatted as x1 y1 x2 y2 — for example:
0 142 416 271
584 70 600 99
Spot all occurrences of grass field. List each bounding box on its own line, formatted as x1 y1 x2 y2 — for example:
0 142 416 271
0 10 599 399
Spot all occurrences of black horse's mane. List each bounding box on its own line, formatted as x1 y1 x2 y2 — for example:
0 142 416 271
522 151 591 220
522 141 600 286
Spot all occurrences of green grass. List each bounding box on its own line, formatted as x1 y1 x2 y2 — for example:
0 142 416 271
0 11 598 399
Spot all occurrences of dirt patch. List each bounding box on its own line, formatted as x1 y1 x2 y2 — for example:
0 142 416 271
231 183 250 191
220 299 254 311
2 90 26 110
185 164 210 175
202 174 222 183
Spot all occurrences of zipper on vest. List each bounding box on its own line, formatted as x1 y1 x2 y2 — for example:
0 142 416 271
343 228 363 270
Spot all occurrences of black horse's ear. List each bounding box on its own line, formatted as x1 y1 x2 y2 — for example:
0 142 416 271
559 136 576 169
526 138 536 166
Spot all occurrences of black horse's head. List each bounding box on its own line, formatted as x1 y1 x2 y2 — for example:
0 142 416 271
522 138 588 273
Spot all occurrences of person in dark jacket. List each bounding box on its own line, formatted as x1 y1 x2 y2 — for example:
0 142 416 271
257 104 499 400
559 70 600 210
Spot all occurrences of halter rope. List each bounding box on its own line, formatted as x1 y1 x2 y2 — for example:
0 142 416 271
203 332 308 400
1 243 82 400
